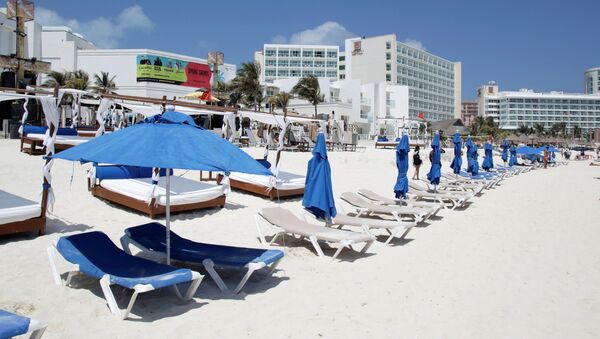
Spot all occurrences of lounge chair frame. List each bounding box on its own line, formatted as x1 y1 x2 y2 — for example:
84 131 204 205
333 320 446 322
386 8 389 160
88 179 225 219
216 174 304 200
255 212 373 260
47 241 202 320
0 188 47 237
120 235 281 294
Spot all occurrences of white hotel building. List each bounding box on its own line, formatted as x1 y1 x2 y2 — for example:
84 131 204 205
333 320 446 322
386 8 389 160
343 34 462 121
477 82 600 131
255 44 339 83
585 67 600 94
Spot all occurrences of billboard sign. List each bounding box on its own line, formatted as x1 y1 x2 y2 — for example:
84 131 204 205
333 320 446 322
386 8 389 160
6 0 35 21
207 51 224 66
136 54 212 93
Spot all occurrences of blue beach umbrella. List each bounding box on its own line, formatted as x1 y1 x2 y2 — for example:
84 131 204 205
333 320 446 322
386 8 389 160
501 140 509 163
427 132 441 186
465 136 474 173
303 133 337 220
393 134 410 199
509 145 518 166
516 146 539 155
450 132 462 175
482 142 494 171
471 144 480 175
52 111 272 263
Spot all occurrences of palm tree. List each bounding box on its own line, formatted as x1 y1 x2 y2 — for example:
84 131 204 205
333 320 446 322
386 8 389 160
533 123 545 136
65 70 90 91
292 76 324 118
231 62 263 111
43 70 68 87
211 80 230 103
268 91 292 114
92 71 117 94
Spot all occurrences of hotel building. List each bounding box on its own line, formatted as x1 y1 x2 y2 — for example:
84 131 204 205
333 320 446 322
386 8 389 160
585 67 600 94
461 100 478 126
343 34 461 121
477 82 600 131
255 44 339 83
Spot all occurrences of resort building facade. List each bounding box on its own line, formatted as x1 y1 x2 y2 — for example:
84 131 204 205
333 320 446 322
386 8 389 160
477 82 600 131
342 34 462 121
461 100 478 126
585 67 600 94
255 44 339 84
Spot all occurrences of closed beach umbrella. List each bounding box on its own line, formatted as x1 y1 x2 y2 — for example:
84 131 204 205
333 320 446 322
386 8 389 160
465 136 473 173
471 144 480 175
501 140 509 164
482 142 494 171
427 132 441 186
52 111 272 263
450 132 462 175
393 134 410 199
509 145 518 166
303 132 337 221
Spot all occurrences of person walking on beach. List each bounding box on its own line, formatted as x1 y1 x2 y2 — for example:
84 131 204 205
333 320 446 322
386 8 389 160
543 146 549 169
412 145 423 180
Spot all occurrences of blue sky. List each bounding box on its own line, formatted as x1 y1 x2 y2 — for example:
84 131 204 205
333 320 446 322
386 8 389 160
35 0 599 99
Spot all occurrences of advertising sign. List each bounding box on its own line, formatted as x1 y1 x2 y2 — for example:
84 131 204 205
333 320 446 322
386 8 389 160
6 0 34 21
208 51 224 66
136 54 212 93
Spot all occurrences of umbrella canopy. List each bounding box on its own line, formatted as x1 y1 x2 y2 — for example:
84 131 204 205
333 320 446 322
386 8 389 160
450 132 462 174
509 145 518 166
53 112 271 175
501 140 509 163
482 142 494 171
465 136 474 173
427 133 441 185
302 133 337 220
471 144 480 175
516 146 539 155
52 111 272 264
536 145 559 153
394 134 410 199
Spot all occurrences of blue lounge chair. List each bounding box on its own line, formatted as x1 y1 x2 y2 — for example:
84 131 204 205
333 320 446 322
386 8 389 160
0 310 46 339
121 223 284 294
47 231 203 320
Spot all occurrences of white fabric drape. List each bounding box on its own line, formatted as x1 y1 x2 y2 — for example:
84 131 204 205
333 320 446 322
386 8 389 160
95 98 114 136
17 98 29 135
70 93 81 128
39 96 60 210
226 113 237 142
146 168 160 205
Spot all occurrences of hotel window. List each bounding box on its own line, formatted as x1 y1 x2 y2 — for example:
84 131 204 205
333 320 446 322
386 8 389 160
278 49 289 57
386 52 391 60
290 60 301 67
386 63 391 71
303 70 314 76
278 70 289 77
265 59 276 66
327 71 337 78
314 51 325 58
278 60 289 67
327 61 337 67
314 70 325 77
339 55 345 61
386 41 391 49
327 51 337 58
340 74 345 79
315 61 325 68
265 49 276 56
291 70 301 76
302 50 313 58
291 49 301 57
386 73 391 82
302 60 313 67
265 69 276 76
339 65 345 70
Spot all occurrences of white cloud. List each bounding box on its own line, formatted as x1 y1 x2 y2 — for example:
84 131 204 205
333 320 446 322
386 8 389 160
403 39 426 51
272 21 355 46
35 5 154 48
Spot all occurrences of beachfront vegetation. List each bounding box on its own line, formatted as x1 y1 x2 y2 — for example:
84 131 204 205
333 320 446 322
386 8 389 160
92 71 117 94
230 62 263 111
468 116 499 137
291 76 325 118
268 91 292 114
43 70 90 90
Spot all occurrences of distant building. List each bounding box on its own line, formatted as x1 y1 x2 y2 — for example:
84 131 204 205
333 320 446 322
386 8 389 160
255 44 339 84
585 67 600 94
343 34 461 121
477 81 600 132
461 100 478 126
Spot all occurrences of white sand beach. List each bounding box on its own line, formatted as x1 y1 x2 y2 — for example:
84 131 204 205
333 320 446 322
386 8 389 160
1 139 600 338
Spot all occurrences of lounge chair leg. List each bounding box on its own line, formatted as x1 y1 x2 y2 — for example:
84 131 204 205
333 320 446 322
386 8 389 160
99 275 122 318
47 246 62 285
233 263 264 294
183 272 203 300
332 246 345 260
255 215 266 244
30 327 46 339
308 236 324 257
266 259 281 276
202 259 229 293
124 290 140 320
360 240 374 253
268 232 282 246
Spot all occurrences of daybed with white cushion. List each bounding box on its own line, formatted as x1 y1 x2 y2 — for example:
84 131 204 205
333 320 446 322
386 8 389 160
218 170 305 199
0 190 46 236
89 165 226 218
20 125 92 154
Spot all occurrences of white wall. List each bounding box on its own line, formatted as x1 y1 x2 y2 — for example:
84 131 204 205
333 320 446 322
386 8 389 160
454 62 462 118
345 34 396 84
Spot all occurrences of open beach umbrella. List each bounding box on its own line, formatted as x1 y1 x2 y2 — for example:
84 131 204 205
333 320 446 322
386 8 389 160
501 140 509 164
427 132 441 186
465 136 474 173
394 134 410 199
302 132 337 221
509 145 518 166
516 146 539 155
450 132 462 175
482 142 494 171
52 111 272 263
471 144 480 175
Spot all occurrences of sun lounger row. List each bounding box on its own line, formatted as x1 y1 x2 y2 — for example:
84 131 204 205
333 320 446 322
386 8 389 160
48 224 285 319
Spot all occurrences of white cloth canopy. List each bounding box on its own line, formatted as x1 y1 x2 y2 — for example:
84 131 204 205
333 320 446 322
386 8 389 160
39 96 60 210
238 110 319 129
95 98 114 136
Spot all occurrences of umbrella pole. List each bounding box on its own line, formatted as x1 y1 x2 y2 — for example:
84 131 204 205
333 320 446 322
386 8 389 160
166 169 171 265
